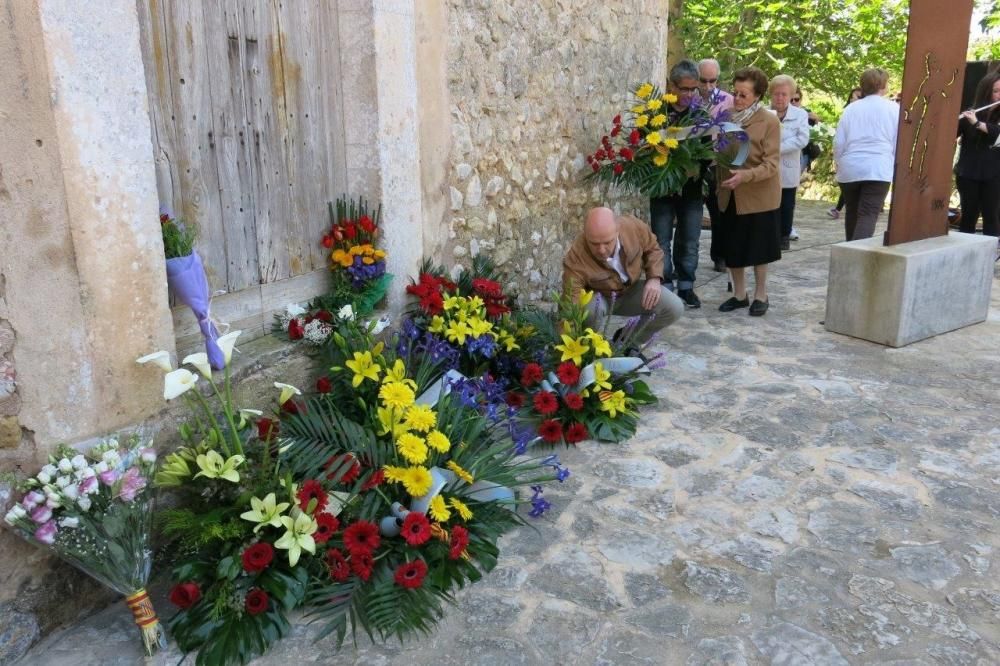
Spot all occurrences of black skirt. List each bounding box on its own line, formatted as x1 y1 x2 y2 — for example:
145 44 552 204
721 196 781 268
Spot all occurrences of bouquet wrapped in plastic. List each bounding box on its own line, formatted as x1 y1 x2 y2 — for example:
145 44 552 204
3 430 165 656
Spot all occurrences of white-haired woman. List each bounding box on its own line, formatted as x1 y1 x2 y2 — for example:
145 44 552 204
769 74 810 251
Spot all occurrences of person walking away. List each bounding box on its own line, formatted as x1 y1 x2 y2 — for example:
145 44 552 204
827 87 862 219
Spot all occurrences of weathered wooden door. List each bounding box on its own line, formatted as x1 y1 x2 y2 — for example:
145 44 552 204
137 0 347 348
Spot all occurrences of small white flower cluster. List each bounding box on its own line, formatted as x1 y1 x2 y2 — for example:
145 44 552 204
303 319 333 344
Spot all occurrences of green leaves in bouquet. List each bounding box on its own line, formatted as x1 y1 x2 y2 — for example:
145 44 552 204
590 410 640 443
160 213 197 259
169 600 291 666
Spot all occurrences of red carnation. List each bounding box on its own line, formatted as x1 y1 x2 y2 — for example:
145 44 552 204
595 148 606 161
321 235 333 249
449 525 470 560
629 129 641 145
505 390 526 408
343 520 380 555
324 454 361 484
316 376 333 393
533 391 559 415
521 363 544 387
297 480 327 513
538 419 564 444
564 392 585 411
613 163 624 175
343 222 357 239
394 559 428 589
241 542 274 573
169 582 201 609
326 548 351 582
287 318 304 340
471 278 503 298
556 362 581 386
257 418 279 441
351 550 374 581
361 468 385 491
564 422 589 444
314 513 340 544
245 588 269 616
401 512 431 546
359 215 376 234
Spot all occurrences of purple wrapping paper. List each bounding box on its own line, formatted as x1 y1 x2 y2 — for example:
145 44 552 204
165 251 224 370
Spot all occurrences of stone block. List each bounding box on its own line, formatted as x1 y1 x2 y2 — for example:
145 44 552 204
824 232 995 347
0 603 40 665
0 417 19 449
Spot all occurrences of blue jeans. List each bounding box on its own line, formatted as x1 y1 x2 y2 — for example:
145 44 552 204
649 195 703 290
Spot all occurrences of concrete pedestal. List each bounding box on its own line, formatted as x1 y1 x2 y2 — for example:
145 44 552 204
824 232 996 347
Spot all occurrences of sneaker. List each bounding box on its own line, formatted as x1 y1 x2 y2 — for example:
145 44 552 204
780 237 791 251
719 296 750 312
789 227 799 240
677 289 701 309
827 207 840 219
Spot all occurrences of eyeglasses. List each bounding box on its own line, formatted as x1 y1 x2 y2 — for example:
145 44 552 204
676 86 700 94
699 77 718 84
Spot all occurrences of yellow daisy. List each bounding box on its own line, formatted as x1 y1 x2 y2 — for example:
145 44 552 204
396 432 428 465
449 497 473 521
426 430 451 454
403 404 437 433
428 495 451 522
401 466 433 496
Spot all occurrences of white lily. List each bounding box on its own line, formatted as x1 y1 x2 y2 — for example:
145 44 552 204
193 450 245 483
136 350 173 373
182 352 213 379
274 509 317 566
237 408 263 428
164 368 199 400
274 382 302 405
216 330 242 365
239 492 291 533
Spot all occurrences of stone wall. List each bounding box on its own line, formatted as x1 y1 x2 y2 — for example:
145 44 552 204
435 0 669 300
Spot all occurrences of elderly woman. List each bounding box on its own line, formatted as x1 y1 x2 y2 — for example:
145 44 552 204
833 68 899 240
717 66 782 317
769 75 810 250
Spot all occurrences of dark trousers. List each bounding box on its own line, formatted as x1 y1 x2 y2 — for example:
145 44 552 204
840 180 891 240
957 176 1000 237
705 177 723 262
835 188 845 211
650 195 703 290
779 187 797 239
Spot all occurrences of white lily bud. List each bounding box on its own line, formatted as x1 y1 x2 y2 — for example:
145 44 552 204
45 496 61 509
94 461 109 474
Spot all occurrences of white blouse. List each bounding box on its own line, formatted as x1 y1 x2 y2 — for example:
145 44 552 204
833 95 900 183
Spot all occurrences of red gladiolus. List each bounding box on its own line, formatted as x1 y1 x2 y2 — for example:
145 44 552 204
505 390 526 408
613 114 622 125
629 129 641 145
538 419 563 443
556 362 581 385
314 512 340 544
620 147 634 161
359 215 376 234
343 520 380 555
564 422 589 444
326 548 351 582
241 542 275 573
610 125 621 137
361 468 385 491
351 550 374 581
533 391 559 415
564 392 585 411
257 418 279 441
449 525 470 560
297 480 327 513
394 559 428 589
613 163 624 175
343 223 357 239
316 376 333 393
287 318 304 340
595 149 606 161
245 588 269 616
169 582 201 609
521 363 544 387
321 235 333 249
401 512 431 546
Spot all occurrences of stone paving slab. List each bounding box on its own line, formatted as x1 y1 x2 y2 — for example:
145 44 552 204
22 201 1000 665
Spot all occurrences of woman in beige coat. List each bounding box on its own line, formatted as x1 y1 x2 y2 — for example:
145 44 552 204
717 66 782 316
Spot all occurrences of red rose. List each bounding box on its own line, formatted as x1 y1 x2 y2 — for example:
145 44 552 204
314 512 340 544
287 318 304 340
401 512 431 546
613 163 624 175
257 418 279 441
564 392 585 411
169 582 201 609
595 149 606 161
533 391 559 415
359 215 376 234
331 226 343 242
611 125 621 137
321 235 333 249
564 422 589 444
361 468 385 491
316 376 332 393
538 419 563 444
313 310 334 323
394 559 428 589
326 548 351 582
343 520 380 555
297 479 328 513
521 363 544 387
505 390 526 408
241 542 275 573
245 588 269 616
629 129 641 146
343 223 357 239
606 147 616 159
351 550 374 581
556 362 581 386
324 454 361 484
449 525 470 560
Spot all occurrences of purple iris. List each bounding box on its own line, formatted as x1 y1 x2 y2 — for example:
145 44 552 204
528 485 551 518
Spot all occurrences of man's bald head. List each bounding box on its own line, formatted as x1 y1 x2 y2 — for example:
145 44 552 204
584 207 619 260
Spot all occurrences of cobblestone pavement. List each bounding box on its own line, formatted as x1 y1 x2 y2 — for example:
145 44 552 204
25 201 1000 665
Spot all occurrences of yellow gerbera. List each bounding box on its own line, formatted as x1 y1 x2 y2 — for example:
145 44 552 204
449 497 473 521
428 495 451 522
647 99 663 111
593 362 612 391
646 131 663 146
662 93 678 104
426 430 451 454
384 465 407 483
653 154 669 167
598 389 628 418
650 113 667 128
446 460 474 484
636 83 654 99
345 351 381 387
401 466 433 496
555 334 590 365
396 432 428 464
665 138 680 149
635 114 649 128
404 404 437 432
380 381 415 410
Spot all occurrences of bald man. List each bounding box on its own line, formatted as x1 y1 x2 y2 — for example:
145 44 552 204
562 208 684 344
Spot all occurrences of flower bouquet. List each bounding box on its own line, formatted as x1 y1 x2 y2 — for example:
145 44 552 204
584 82 745 198
3 431 166 656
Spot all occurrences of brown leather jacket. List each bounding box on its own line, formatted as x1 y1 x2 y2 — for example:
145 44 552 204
562 215 664 299
717 107 781 215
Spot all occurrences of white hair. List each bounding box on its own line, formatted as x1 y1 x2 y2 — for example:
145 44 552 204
698 58 721 71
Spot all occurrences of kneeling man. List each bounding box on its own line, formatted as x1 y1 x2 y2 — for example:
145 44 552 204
562 207 684 344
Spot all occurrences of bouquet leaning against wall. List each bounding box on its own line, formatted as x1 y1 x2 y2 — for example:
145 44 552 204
3 429 166 656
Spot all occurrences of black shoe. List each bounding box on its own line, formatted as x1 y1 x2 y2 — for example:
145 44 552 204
677 289 701 309
712 259 726 272
749 299 769 316
719 296 749 312
780 237 791 251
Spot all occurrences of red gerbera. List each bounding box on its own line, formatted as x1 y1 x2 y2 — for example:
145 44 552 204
521 363 544 387
324 454 361 484
556 362 581 385
564 392 584 411
287 318 304 340
505 390 526 408
564 422 589 444
245 588 269 616
401 512 431 546
538 419 564 443
326 548 351 582
343 520 380 555
314 513 340 544
316 376 333 393
394 559 428 589
471 278 503 298
351 550 374 581
449 525 470 560
533 391 559 415
361 468 385 491
241 542 274 573
297 480 327 513
257 418 279 441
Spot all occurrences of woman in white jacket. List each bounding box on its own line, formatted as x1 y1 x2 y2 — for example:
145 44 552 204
769 75 810 250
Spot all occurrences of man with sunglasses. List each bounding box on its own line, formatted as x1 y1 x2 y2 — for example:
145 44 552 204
699 58 734 272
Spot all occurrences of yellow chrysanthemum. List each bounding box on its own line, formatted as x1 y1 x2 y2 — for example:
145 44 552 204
593 362 612 391
653 154 669 167
650 113 667 128
404 404 437 432
426 430 451 454
635 114 649 128
646 99 663 111
401 466 433 496
662 93 678 104
447 460 474 484
346 351 381 387
555 334 590 365
630 103 646 114
428 495 451 522
380 381 415 410
636 83 654 99
646 131 663 146
598 389 628 418
396 432 428 464
449 497 473 521
664 138 680 149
